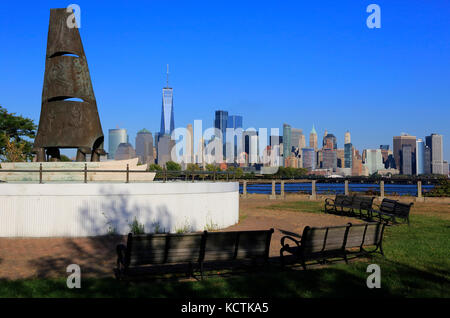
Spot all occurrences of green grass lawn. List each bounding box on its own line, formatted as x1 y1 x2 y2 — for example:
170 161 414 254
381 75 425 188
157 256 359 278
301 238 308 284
1 203 449 298
263 200 324 214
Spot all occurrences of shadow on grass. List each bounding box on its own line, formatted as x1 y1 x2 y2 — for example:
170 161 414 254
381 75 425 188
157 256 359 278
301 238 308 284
2 253 448 297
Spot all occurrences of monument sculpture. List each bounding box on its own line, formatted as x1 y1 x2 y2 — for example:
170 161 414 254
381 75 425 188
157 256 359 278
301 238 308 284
32 8 106 162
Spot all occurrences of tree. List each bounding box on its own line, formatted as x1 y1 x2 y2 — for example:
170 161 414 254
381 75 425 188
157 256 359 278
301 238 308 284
3 137 26 162
227 166 244 178
0 106 37 161
148 163 162 171
60 154 72 162
186 163 200 171
205 164 220 172
166 161 181 171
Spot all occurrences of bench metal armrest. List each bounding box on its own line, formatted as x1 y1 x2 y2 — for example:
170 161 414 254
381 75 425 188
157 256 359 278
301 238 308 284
280 235 301 249
325 198 335 205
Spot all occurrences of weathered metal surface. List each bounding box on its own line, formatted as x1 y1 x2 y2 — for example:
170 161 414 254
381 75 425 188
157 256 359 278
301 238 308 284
33 8 104 161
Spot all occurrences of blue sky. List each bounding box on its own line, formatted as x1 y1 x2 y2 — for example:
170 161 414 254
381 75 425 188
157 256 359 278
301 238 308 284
1 0 449 160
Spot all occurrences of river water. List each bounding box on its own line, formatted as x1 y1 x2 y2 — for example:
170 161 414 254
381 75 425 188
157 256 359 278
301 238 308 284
239 183 435 196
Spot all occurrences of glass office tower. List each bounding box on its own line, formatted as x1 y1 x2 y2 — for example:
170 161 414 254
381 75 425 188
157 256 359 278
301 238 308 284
160 87 174 135
214 110 228 140
302 148 316 170
227 115 243 160
108 128 127 159
416 139 425 175
344 143 353 168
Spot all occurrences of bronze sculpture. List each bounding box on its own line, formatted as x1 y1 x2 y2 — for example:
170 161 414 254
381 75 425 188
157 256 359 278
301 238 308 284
33 8 106 162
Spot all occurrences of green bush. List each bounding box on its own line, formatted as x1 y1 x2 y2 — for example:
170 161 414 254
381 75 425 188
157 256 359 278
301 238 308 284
166 161 181 171
424 178 450 197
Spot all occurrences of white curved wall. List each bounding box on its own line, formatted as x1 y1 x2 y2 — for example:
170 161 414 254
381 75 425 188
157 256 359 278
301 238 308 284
0 182 239 237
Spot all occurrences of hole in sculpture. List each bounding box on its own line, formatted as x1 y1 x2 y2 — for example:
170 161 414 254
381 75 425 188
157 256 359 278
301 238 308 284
48 96 85 103
49 52 80 58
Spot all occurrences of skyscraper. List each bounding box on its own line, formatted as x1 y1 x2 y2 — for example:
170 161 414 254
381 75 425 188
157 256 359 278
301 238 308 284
157 134 175 167
322 148 337 171
364 149 384 175
416 138 425 175
227 115 243 130
302 148 316 170
426 133 444 175
108 128 127 159
402 144 413 175
344 143 353 168
160 65 175 135
186 124 194 164
283 124 292 166
115 143 136 161
291 128 303 151
243 130 258 164
344 131 351 144
135 129 154 165
393 134 416 175
424 145 432 174
226 115 243 161
214 110 228 140
309 125 318 150
323 133 337 150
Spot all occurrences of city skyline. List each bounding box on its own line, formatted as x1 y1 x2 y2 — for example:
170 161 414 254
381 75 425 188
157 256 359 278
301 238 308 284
1 1 449 161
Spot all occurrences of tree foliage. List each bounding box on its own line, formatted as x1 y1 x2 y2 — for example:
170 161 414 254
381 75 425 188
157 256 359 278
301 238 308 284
274 167 308 178
186 163 200 171
0 106 37 161
60 154 72 162
424 177 450 197
148 163 162 171
226 166 244 178
166 161 181 171
205 164 220 172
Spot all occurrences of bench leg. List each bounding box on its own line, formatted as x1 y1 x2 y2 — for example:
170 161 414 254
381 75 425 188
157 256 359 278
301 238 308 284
343 252 348 264
378 242 385 256
200 262 204 280
280 249 286 267
188 262 193 278
300 254 307 270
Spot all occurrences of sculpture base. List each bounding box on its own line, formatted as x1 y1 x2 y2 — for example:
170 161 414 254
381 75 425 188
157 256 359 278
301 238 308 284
0 182 239 237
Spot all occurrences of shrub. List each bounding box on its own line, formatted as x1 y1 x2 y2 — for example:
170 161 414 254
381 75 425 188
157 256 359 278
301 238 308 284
129 217 145 235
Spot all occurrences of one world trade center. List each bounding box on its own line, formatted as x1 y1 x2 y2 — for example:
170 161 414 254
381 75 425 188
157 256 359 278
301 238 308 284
160 64 175 135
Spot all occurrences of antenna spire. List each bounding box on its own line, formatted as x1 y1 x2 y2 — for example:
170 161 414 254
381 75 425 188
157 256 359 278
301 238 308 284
166 64 169 88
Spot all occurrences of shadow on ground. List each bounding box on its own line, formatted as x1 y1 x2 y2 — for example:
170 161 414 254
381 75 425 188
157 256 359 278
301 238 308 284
1 254 449 297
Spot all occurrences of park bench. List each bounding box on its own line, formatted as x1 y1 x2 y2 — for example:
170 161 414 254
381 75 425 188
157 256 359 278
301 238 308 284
370 198 413 225
115 229 274 280
324 194 375 218
350 196 376 219
279 222 385 269
324 194 353 214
